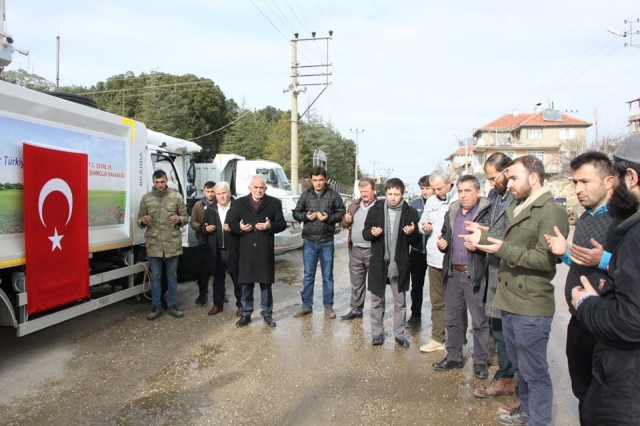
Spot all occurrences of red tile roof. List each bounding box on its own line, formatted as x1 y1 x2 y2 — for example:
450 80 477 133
478 111 591 131
446 145 477 160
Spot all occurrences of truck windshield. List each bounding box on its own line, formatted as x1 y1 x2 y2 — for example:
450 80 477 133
275 167 291 190
151 153 183 195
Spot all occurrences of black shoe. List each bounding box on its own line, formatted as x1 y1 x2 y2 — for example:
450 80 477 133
372 335 384 346
432 358 464 371
406 315 422 328
340 311 363 320
167 306 184 318
236 316 252 327
146 307 162 321
195 294 208 306
474 363 489 379
263 316 277 327
395 337 410 347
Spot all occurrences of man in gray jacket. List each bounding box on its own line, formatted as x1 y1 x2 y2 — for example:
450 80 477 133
137 170 188 321
340 177 377 320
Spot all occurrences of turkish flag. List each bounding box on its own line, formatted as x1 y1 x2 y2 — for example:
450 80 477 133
24 143 89 315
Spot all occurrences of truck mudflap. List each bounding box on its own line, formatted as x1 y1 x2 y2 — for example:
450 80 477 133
0 288 17 328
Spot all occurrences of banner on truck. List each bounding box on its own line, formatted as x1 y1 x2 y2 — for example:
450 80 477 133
0 114 130 264
24 143 89 314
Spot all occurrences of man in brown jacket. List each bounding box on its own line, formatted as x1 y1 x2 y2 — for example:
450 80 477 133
189 180 216 306
340 177 377 320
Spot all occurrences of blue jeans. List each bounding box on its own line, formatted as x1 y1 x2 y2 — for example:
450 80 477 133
301 239 335 307
503 312 553 426
149 256 179 309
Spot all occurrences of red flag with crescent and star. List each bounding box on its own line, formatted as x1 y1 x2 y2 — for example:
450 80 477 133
24 142 89 315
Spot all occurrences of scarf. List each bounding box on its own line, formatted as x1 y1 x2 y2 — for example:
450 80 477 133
384 200 405 279
513 186 550 218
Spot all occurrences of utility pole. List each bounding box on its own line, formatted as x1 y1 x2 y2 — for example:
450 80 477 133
55 34 60 90
285 31 333 195
370 160 379 182
350 128 363 184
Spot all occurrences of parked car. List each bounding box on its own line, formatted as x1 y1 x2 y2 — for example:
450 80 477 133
274 195 303 255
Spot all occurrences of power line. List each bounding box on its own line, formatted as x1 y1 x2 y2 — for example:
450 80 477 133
191 110 252 140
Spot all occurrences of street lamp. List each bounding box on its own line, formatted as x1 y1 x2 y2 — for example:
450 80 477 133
607 19 640 49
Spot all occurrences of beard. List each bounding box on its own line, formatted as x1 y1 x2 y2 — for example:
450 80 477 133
511 181 532 201
609 180 638 220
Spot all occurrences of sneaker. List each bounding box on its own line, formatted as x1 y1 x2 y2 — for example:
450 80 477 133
146 307 162 321
497 395 521 415
195 294 208 306
496 408 529 425
294 306 313 317
324 306 336 318
406 315 422 328
420 339 445 353
167 307 184 318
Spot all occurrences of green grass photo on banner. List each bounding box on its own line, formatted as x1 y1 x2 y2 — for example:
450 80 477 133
0 188 23 235
89 190 126 226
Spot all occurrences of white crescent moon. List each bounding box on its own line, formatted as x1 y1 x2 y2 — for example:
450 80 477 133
38 178 73 227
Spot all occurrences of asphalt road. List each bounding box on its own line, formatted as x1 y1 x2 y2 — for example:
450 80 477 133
0 231 578 425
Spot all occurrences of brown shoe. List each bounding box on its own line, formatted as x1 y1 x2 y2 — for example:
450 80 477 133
235 307 242 317
473 378 515 398
496 395 521 415
208 306 223 316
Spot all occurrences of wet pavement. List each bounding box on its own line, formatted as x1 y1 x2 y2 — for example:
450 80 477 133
0 230 578 425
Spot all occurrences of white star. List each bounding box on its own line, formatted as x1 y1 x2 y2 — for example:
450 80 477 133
48 228 64 251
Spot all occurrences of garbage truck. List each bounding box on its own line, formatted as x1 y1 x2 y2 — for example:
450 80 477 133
193 155 292 197
0 80 202 336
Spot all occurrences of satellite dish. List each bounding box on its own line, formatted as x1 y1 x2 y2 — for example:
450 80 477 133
477 138 485 146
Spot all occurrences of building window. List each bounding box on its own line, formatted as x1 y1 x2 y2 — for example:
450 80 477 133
529 128 542 140
527 151 545 163
559 128 576 140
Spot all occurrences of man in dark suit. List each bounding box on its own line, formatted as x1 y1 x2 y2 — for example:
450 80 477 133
235 175 287 328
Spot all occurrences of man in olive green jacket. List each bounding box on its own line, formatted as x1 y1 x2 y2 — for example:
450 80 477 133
463 155 569 426
137 170 188 321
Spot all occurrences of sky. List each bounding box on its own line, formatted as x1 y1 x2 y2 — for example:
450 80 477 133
4 1 640 194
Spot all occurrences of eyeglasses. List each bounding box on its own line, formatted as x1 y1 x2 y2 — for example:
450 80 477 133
487 168 507 183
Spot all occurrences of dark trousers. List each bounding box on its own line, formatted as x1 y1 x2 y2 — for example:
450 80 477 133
444 269 489 363
212 249 241 308
409 250 427 317
492 317 515 379
503 312 553 426
196 243 212 296
240 283 273 318
566 315 596 426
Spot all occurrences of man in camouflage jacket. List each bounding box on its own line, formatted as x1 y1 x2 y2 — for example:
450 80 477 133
137 170 188 320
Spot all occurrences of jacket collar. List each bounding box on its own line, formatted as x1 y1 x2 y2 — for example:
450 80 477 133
619 209 640 231
508 190 554 227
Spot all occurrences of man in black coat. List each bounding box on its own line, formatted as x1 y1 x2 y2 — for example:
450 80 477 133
201 181 243 317
363 178 420 347
234 175 287 328
572 134 640 425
